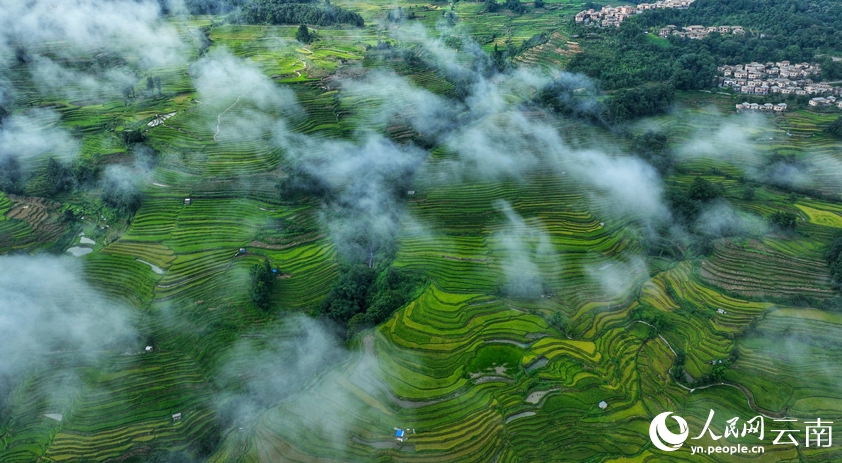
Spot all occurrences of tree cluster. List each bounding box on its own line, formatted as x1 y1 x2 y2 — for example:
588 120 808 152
547 311 569 336
504 0 527 14
318 265 424 337
45 158 75 195
277 165 332 201
122 129 147 147
827 233 842 290
601 83 675 123
767 210 797 231
101 175 142 214
249 258 276 311
568 24 719 91
295 24 312 43
826 117 842 140
631 130 673 174
145 76 163 95
180 0 246 14
0 156 22 194
665 176 724 232
236 0 364 27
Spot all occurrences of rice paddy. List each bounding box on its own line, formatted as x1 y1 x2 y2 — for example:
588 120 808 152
2 5 842 463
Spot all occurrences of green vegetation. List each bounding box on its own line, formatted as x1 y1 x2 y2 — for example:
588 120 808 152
603 83 676 122
466 344 523 374
3 1 842 462
250 258 276 310
827 233 842 289
768 210 798 231
0 156 22 194
295 24 312 44
827 116 842 139
236 0 364 27
636 0 842 60
571 0 842 92
319 264 425 336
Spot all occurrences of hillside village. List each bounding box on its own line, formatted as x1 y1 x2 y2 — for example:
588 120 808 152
735 102 788 112
719 61 841 99
659 24 745 39
575 0 694 28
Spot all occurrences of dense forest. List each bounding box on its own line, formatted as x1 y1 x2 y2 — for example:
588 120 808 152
178 0 364 27
235 0 364 27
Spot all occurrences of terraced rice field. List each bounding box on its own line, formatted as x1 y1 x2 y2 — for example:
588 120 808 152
3 6 842 463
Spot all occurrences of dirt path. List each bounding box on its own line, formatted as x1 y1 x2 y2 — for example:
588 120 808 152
294 59 307 78
214 97 240 141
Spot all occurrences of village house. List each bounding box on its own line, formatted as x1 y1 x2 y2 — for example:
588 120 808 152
663 24 743 39
736 102 787 112
577 0 695 27
810 96 839 107
721 61 839 97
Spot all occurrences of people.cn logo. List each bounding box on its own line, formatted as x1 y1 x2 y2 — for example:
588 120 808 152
649 412 690 452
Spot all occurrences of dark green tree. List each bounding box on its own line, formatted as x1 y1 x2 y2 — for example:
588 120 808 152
688 176 723 202
121 85 135 106
14 46 29 64
122 129 146 146
504 0 526 14
768 211 798 231
249 258 275 311
484 0 499 12
0 155 22 193
826 117 842 139
632 131 673 174
295 24 312 43
101 174 142 214
321 265 376 323
73 155 98 185
153 77 162 94
670 52 717 90
45 157 75 195
548 311 568 335
827 233 842 289
146 76 154 92
742 185 755 201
